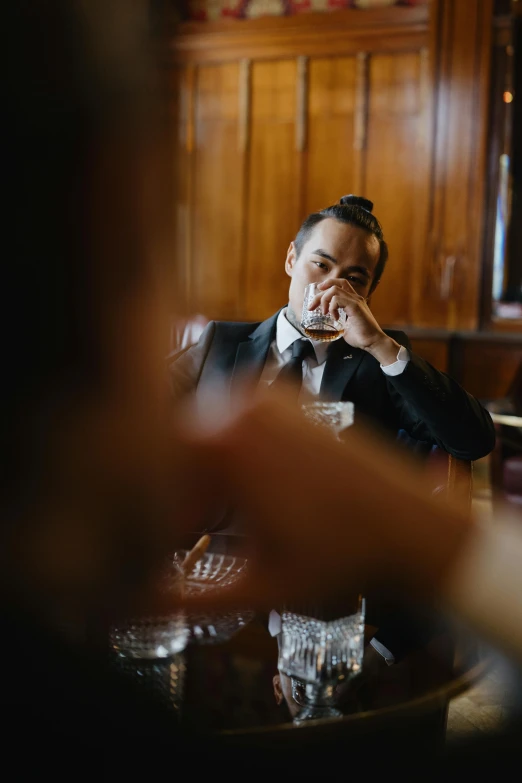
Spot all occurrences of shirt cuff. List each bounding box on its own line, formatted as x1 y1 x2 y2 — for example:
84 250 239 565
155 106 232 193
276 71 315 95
381 345 410 377
370 637 396 665
268 609 282 637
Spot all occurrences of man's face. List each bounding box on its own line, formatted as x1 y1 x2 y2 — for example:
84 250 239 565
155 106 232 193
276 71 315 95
285 219 381 323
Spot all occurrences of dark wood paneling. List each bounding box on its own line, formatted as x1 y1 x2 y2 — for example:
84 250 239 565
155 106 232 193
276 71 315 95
190 63 244 319
305 57 357 214
168 3 494 335
452 335 522 401
419 0 493 330
405 329 522 400
366 50 430 326
408 338 449 373
169 65 193 309
244 60 299 320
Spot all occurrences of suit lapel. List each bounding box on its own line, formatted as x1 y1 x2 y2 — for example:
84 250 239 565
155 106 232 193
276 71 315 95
230 310 280 397
320 339 365 401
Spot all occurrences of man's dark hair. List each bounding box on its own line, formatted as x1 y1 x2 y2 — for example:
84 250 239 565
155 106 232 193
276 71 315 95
294 195 388 292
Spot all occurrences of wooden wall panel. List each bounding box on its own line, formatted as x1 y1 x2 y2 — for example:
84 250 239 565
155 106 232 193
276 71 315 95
421 0 493 330
244 60 299 319
169 65 192 310
305 57 357 214
452 337 522 401
191 63 244 319
169 4 496 336
365 51 429 326
408 337 449 373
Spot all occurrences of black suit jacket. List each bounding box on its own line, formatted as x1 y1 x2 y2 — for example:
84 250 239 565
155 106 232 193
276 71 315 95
170 309 495 461
169 310 495 662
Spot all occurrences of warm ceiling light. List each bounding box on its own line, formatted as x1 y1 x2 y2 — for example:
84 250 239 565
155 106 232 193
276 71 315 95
503 91 514 103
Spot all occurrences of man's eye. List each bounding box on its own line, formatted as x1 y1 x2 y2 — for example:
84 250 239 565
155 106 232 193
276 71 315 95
314 261 328 270
348 276 364 285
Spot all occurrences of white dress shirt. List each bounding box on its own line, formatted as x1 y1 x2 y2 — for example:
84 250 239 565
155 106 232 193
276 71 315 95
263 309 410 663
259 308 409 404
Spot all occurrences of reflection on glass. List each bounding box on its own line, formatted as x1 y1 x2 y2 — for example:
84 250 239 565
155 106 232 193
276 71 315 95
112 653 186 718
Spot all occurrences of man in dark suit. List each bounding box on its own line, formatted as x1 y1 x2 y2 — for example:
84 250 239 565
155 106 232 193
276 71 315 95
170 195 494 462
170 195 496 667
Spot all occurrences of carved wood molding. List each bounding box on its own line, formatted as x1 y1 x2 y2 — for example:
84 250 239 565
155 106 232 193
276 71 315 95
169 7 429 64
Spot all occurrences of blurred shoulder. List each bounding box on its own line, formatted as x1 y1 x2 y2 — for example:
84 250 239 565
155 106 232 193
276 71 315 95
212 320 262 341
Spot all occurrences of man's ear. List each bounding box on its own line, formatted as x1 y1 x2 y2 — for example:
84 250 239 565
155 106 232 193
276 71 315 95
285 242 297 278
272 674 284 706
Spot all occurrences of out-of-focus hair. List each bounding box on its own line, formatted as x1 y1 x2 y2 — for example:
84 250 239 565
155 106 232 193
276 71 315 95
2 1 168 514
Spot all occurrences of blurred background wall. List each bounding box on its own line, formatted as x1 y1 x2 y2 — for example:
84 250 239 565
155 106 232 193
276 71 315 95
161 0 522 403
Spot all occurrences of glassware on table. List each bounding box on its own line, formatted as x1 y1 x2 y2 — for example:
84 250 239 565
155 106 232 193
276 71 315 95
109 633 187 717
277 598 365 724
301 400 354 441
109 610 189 717
110 551 251 656
109 613 189 661
109 557 188 660
109 551 252 718
173 550 248 595
173 549 254 644
301 282 347 342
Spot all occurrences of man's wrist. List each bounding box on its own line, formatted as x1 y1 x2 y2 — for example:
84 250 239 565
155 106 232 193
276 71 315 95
365 335 401 366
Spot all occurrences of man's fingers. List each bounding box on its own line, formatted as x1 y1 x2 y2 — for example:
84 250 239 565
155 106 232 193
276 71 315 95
318 278 358 296
329 295 342 319
314 289 352 316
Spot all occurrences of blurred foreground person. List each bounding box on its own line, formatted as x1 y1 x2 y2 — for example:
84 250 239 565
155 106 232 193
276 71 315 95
184 397 522 664
2 0 205 762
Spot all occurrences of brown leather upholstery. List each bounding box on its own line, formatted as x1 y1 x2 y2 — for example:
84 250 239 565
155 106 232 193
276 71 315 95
425 447 473 512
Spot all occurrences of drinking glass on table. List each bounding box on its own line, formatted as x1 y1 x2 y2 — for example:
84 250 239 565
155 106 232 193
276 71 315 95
301 401 354 441
278 597 366 723
301 282 347 342
109 556 188 660
108 563 189 717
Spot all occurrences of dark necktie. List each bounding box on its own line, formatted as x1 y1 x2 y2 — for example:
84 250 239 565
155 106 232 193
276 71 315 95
271 338 315 401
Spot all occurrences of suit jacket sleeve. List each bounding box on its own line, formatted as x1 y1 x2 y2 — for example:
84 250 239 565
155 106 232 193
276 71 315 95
386 333 495 461
168 321 216 399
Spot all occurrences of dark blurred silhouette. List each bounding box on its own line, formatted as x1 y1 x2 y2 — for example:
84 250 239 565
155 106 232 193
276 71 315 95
1 0 202 766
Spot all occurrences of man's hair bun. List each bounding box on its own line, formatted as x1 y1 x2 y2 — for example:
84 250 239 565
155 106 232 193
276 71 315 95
339 195 374 213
